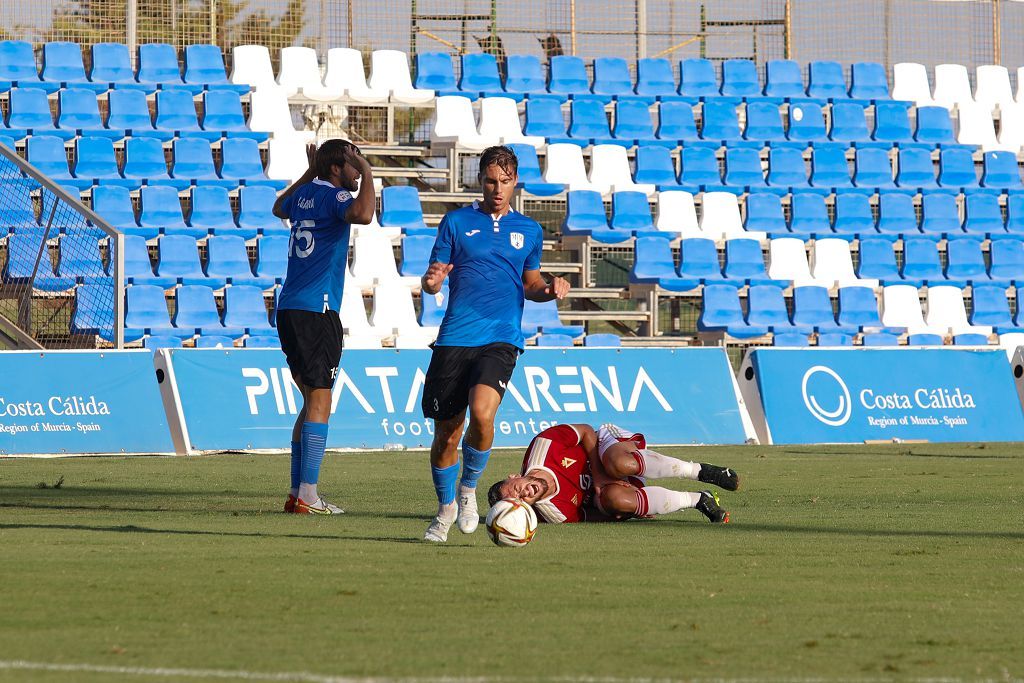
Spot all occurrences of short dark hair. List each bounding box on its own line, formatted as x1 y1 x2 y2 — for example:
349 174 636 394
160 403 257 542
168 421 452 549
316 138 359 180
487 480 505 507
479 145 518 179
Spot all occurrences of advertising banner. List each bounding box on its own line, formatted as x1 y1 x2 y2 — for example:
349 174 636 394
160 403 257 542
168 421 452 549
741 348 1024 444
0 350 174 455
161 348 750 452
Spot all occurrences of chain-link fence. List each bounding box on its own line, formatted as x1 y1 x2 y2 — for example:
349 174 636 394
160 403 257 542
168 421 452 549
0 142 123 349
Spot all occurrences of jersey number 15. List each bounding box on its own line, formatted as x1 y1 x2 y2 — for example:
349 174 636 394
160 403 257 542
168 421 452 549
289 220 316 258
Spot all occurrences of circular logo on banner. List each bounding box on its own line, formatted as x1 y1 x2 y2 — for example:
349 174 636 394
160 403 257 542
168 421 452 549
801 365 852 426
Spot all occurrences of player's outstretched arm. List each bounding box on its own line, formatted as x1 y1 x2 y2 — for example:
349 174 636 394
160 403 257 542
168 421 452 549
522 270 570 302
343 146 376 225
421 262 453 295
273 143 318 219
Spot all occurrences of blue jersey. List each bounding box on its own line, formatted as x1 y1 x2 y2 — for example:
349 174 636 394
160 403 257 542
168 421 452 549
430 202 544 349
277 179 355 313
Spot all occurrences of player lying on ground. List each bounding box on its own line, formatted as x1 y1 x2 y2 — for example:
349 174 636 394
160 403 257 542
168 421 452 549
487 424 739 524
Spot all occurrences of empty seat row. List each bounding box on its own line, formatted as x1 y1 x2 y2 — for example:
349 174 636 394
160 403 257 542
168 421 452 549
893 62 1024 110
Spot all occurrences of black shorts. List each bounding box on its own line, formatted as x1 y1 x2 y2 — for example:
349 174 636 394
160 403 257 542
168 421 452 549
421 343 521 421
277 309 344 389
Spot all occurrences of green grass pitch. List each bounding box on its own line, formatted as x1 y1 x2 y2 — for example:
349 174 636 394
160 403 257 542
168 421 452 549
1 443 1022 682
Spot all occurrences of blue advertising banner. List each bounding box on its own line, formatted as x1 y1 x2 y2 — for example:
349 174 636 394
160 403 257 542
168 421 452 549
747 348 1024 444
0 351 174 455
164 348 749 451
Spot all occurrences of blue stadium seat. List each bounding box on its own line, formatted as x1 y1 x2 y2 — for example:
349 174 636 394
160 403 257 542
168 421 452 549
724 147 770 193
90 42 155 92
790 192 831 239
833 193 875 239
862 332 900 346
629 236 698 291
679 58 721 101
184 44 250 94
379 186 429 232
205 235 259 285
698 284 768 338
837 285 883 330
221 137 283 189
188 185 235 234
0 40 56 93
123 234 173 286
702 100 751 148
970 285 1018 331
122 136 177 188
523 98 574 145
849 61 890 102
158 234 220 287
400 234 433 277
793 285 852 332
583 333 621 347
613 100 665 147
107 89 170 141
747 284 809 333
459 53 506 99
767 147 813 193
504 54 551 100
521 299 584 337
829 102 879 148
419 283 448 327
174 285 243 337
505 143 562 195
0 181 38 228
138 43 202 94
818 332 854 346
244 335 279 348
26 135 84 190
636 58 685 103
678 237 727 285
126 285 190 337
139 185 191 237
946 237 1003 287
908 333 944 346
981 151 1023 193
807 60 848 101
634 145 678 188
74 136 136 189
721 59 761 100
202 90 267 142
72 283 129 341
56 87 120 140
415 52 460 96
239 186 286 238
920 193 962 239
724 238 780 286
937 148 980 194
1 233 75 291
535 333 574 347
7 88 63 140
876 192 917 239
745 101 796 149
156 90 217 140
593 57 650 103
951 332 989 346
744 192 786 235
872 101 917 148
857 238 899 282
91 185 141 234
914 106 968 151
550 56 603 102
42 42 106 93
610 191 654 234
0 134 29 182
785 101 828 146
143 335 183 351
223 285 276 335
255 235 288 283
901 238 943 284
963 193 1006 239
773 332 811 346
569 98 621 146
895 147 939 194
809 144 854 194
195 335 234 348
678 146 725 194
656 101 709 148
853 148 899 194
764 59 811 102
1008 196 1024 237
172 137 233 188
563 190 620 242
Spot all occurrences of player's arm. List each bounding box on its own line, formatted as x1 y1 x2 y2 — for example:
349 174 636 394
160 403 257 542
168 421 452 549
421 214 455 295
272 143 317 219
522 269 570 302
342 146 375 225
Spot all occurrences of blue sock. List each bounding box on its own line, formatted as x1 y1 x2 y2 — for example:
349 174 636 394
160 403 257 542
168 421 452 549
431 462 459 505
289 440 302 491
299 422 329 485
460 443 491 490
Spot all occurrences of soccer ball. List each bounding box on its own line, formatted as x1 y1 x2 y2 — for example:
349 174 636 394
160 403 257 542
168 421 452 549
485 498 538 547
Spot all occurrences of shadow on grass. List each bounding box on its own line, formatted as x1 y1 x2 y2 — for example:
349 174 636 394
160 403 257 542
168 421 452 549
655 519 1024 541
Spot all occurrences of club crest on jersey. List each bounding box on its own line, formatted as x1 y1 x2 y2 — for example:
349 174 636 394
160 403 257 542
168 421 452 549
510 232 524 249
560 457 576 469
336 190 352 203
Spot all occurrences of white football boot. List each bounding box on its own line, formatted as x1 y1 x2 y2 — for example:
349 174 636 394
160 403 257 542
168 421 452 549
424 502 458 542
456 486 479 534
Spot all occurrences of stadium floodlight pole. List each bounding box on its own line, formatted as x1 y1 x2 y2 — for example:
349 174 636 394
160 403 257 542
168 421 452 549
127 0 138 65
570 0 576 55
636 0 647 60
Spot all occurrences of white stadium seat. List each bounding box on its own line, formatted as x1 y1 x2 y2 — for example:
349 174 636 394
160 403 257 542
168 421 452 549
892 62 936 107
248 89 315 142
994 102 1024 153
266 138 312 182
932 63 974 109
701 192 764 241
975 64 1014 111
543 143 598 191
349 232 416 289
654 191 702 238
277 47 342 101
370 283 438 344
881 284 942 335
768 237 817 285
925 285 992 336
324 48 388 103
998 332 1024 360
588 144 655 195
431 96 495 150
956 102 999 149
231 45 287 94
340 284 387 342
369 50 434 104
811 238 878 289
478 97 544 147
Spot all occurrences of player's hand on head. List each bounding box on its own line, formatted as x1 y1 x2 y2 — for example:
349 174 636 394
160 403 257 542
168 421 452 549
305 143 317 170
544 275 571 300
342 143 370 171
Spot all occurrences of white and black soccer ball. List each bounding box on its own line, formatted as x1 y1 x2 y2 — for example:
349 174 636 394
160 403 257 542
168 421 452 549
485 498 538 548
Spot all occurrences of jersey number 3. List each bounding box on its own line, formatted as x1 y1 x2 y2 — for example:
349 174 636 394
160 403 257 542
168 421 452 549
289 220 316 258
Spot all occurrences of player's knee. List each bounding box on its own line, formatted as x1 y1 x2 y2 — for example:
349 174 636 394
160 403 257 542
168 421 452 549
434 417 464 448
599 484 638 518
602 451 640 480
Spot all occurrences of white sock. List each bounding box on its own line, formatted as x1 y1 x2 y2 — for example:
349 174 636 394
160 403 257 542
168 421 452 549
458 484 476 500
636 487 701 516
436 501 458 522
298 483 318 503
634 449 701 480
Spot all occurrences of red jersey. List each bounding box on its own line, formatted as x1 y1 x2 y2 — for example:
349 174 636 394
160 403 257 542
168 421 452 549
520 424 593 524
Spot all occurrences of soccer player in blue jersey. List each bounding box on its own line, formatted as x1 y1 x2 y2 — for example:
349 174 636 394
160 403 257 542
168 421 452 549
271 139 375 515
419 145 570 542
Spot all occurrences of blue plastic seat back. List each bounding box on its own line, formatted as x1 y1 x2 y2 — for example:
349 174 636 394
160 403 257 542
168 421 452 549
523 97 566 137
108 89 155 130
786 101 826 142
138 43 184 85
702 100 741 141
173 137 218 178
721 59 760 98
611 191 653 231
791 192 830 235
679 58 718 98
143 335 183 350
415 52 456 90
504 54 546 95
810 145 851 187
570 98 611 139
614 100 655 139
126 285 172 329
990 239 1024 278
700 284 744 326
837 286 882 327
506 143 545 183
9 88 55 129
963 193 1004 235
897 147 936 189
830 102 871 142
593 57 634 97
158 235 203 277
857 237 898 278
982 151 1023 189
400 234 434 276
724 238 768 279
768 147 807 186
636 58 676 97
140 185 186 228
873 101 913 143
207 235 254 279
633 235 677 279
58 87 104 129
679 237 722 278
920 193 960 235
536 333 574 347
156 90 200 130
42 42 88 83
184 44 232 86
834 193 875 235
73 283 115 333
174 285 221 328
90 43 136 84
745 101 785 141
239 186 279 230
419 283 449 327
195 335 234 348
764 59 804 99
634 145 677 185
0 40 40 82
850 61 889 100
522 298 568 328
75 136 120 177
877 192 916 235
1004 195 1024 235
680 146 721 186
744 192 786 233
549 55 590 97
915 106 956 145
379 186 425 228
970 286 1013 326
460 53 501 93
854 148 895 188
92 185 137 227
27 135 71 176
4 233 56 279
221 137 265 178
657 101 698 141
124 137 169 179
256 235 289 277
746 284 790 326
808 61 847 100
583 333 621 347
202 90 247 130
902 238 943 279
724 147 765 188
945 238 987 279
565 190 608 229
938 148 979 189
122 234 153 277
792 285 836 327
190 186 233 228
